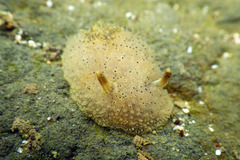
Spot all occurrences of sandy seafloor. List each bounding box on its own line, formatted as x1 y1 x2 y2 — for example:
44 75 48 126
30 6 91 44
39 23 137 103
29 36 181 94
0 0 239 159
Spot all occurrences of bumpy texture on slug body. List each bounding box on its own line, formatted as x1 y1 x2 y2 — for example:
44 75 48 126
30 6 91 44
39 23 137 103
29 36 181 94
62 23 173 134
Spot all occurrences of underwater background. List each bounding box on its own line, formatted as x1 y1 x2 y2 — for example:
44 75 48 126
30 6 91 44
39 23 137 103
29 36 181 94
0 0 239 159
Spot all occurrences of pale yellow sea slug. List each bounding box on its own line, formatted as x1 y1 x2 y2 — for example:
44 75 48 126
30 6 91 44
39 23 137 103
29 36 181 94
62 22 173 134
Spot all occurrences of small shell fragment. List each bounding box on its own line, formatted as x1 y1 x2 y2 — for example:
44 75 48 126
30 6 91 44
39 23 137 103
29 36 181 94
182 108 189 113
137 150 154 160
174 100 190 109
215 149 221 156
17 147 23 153
133 135 152 149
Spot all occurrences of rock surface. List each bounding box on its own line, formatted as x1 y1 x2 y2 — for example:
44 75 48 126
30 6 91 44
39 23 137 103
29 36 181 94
0 0 239 159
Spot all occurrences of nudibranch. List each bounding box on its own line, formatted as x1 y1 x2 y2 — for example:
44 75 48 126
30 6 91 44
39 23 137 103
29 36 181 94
62 22 173 134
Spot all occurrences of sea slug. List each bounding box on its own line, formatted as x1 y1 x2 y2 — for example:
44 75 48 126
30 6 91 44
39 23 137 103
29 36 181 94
62 22 173 134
